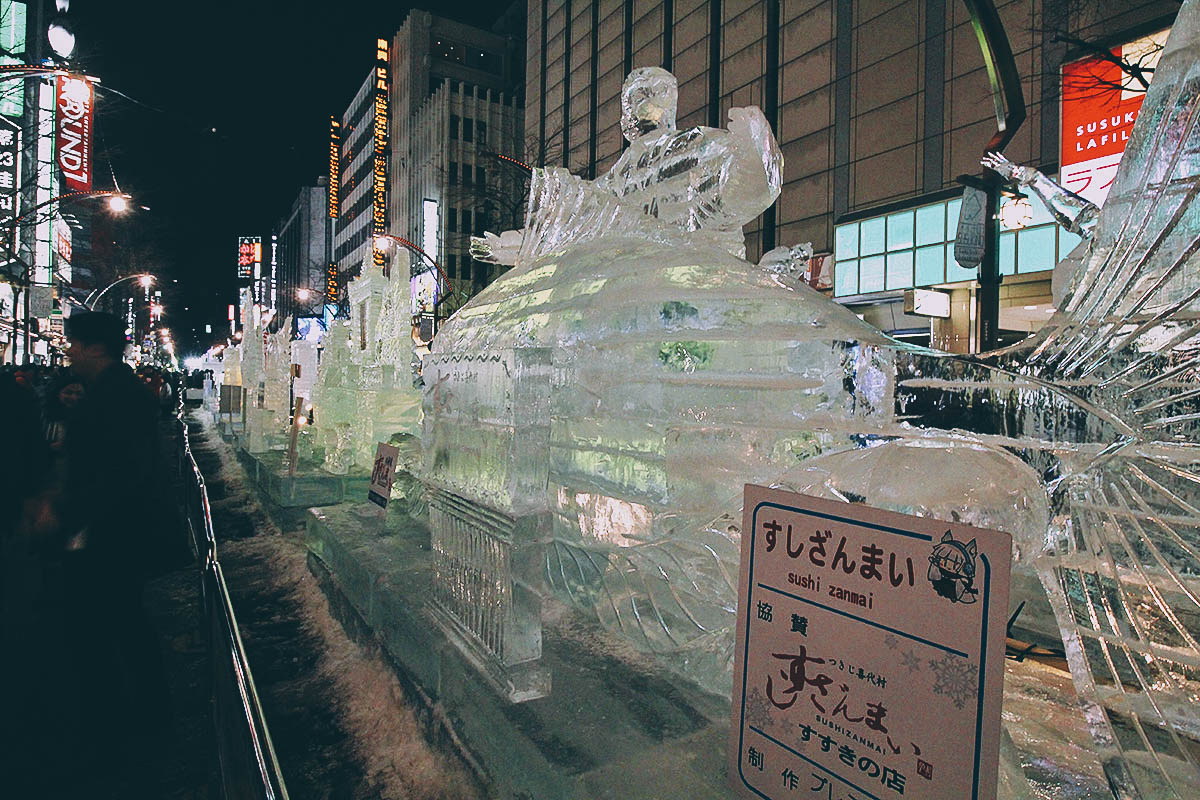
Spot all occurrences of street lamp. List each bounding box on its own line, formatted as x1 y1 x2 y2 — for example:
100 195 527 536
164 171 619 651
83 272 153 309
296 288 312 302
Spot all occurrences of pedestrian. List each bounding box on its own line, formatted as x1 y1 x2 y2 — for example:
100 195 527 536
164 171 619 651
42 375 85 460
41 312 176 793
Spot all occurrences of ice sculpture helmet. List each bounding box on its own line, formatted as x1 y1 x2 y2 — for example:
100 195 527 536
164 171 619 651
621 67 678 142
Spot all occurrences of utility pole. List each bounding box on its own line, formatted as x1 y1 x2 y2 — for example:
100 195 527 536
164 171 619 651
954 0 1026 353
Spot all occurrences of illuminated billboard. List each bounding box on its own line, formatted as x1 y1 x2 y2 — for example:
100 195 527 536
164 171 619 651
1061 30 1168 207
411 271 438 316
422 199 438 264
56 75 94 192
372 39 389 268
328 117 340 218
237 235 261 280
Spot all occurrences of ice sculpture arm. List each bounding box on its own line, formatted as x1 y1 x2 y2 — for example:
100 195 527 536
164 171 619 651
727 106 783 219
981 151 1099 238
470 229 525 266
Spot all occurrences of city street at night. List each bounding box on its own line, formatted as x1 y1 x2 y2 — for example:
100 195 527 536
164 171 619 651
3 1 1200 798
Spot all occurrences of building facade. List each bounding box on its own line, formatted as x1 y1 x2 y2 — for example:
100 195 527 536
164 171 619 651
276 181 331 331
333 39 391 286
524 0 1179 351
388 10 524 311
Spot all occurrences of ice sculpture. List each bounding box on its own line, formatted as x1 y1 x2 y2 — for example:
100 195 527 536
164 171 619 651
309 255 421 473
422 29 1200 797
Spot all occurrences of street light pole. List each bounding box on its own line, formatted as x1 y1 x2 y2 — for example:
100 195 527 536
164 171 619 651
372 232 462 335
84 273 153 310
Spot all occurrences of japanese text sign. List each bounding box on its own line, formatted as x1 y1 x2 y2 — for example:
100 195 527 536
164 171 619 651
237 235 261 280
0 116 18 231
368 442 399 508
730 486 1010 800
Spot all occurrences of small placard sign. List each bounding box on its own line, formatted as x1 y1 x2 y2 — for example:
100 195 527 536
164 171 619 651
730 485 1010 800
367 442 400 508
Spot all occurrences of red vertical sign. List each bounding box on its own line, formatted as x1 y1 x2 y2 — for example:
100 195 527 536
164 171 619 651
1060 31 1167 207
56 75 93 192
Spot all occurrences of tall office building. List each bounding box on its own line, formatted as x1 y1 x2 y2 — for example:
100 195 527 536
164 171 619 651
333 39 391 285
276 181 331 333
389 10 524 309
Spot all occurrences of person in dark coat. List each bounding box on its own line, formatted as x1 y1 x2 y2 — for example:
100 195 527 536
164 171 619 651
52 312 174 792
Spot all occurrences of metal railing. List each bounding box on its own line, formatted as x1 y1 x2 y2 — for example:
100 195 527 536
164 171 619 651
175 400 289 800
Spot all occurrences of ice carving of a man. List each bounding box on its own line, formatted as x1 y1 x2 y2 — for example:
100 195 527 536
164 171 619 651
474 67 783 264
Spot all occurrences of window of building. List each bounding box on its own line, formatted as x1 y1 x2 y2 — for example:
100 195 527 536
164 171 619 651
434 38 465 64
476 120 486 145
462 166 472 186
448 207 458 232
832 188 1079 298
463 117 474 143
450 81 459 94
475 209 487 236
461 209 472 234
448 162 458 185
449 115 459 140
476 166 485 186
447 254 457 278
466 49 501 73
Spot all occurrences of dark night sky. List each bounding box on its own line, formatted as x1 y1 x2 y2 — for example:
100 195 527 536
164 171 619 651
69 1 509 355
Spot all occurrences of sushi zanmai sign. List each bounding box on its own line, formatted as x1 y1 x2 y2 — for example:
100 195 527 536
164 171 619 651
729 486 1010 800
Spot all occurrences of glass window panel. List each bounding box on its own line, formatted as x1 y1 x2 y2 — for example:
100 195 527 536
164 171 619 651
1026 189 1055 226
834 260 858 296
886 211 914 251
860 217 885 256
915 204 945 246
1018 225 1057 273
1059 227 1084 259
915 245 945 286
946 242 977 283
835 224 859 260
886 251 914 290
1000 231 1016 276
946 198 961 242
859 255 886 293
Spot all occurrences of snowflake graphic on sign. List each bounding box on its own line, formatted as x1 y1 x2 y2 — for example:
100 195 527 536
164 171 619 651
928 654 979 709
743 687 775 732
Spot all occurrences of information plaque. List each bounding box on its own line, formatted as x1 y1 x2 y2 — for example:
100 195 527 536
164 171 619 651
730 485 1010 800
367 442 400 509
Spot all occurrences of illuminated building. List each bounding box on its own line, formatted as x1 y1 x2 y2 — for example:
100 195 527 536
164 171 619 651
332 40 391 285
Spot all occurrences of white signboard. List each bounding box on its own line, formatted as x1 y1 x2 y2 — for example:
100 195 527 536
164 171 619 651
368 442 400 508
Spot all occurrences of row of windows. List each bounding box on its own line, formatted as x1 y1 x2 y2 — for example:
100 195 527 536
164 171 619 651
449 115 487 144
444 253 492 283
334 226 372 263
432 37 502 73
448 162 486 186
447 207 489 237
832 190 1084 297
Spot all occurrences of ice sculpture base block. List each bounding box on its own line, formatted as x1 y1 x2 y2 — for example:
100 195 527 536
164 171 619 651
304 503 734 800
237 448 371 508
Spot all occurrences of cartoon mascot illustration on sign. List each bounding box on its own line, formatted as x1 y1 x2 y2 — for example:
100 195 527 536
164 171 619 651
927 531 978 604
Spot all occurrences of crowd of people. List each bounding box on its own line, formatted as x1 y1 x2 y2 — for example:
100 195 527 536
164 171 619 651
0 312 189 796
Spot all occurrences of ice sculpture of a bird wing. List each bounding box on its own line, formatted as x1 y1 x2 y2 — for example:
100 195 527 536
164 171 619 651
1003 4 1200 796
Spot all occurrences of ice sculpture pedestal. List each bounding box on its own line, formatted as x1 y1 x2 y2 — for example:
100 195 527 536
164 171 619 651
304 502 732 799
238 449 371 509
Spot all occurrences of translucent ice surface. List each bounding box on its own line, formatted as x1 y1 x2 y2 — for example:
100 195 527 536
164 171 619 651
418 20 1200 798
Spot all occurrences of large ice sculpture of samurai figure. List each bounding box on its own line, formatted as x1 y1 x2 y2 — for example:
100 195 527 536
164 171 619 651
424 38 1200 795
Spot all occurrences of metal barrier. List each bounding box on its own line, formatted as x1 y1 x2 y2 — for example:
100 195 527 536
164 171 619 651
175 402 289 800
